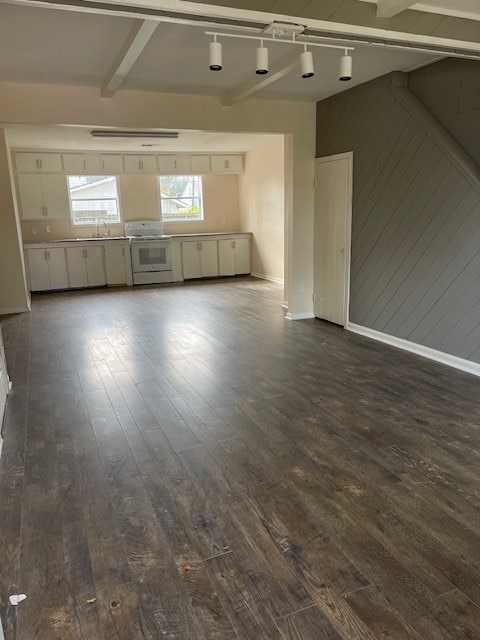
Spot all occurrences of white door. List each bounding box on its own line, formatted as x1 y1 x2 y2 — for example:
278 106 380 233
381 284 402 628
234 238 251 274
42 174 70 219
182 242 201 279
47 248 68 289
314 152 352 327
200 240 219 277
17 174 44 219
104 244 127 285
85 246 106 287
26 248 51 291
218 239 235 276
66 247 88 288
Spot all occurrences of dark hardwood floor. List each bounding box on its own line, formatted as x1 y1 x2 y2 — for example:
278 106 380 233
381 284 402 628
1 277 480 639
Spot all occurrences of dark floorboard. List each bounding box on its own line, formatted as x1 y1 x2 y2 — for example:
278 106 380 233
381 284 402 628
1 277 480 639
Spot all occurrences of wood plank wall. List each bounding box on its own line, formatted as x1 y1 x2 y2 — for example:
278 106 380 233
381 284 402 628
316 73 480 364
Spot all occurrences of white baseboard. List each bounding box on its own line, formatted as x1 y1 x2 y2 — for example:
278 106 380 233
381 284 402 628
347 322 480 378
251 272 284 285
285 312 315 320
0 306 30 315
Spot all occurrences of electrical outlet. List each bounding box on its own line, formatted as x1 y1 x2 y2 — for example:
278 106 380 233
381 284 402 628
32 226 37 235
297 282 304 293
45 225 51 233
221 218 226 225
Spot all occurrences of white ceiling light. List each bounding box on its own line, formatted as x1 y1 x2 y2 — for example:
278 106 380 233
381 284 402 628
256 41 269 75
91 130 179 138
300 47 315 78
209 36 222 71
339 50 353 81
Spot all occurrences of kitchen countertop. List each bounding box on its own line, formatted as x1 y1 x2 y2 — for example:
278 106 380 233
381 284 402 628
24 231 252 247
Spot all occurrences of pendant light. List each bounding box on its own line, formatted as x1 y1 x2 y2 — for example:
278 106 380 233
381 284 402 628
256 40 269 75
300 46 315 78
339 50 353 81
209 36 222 71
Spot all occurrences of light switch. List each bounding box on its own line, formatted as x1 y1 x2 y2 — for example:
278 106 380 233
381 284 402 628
32 226 37 235
45 225 51 233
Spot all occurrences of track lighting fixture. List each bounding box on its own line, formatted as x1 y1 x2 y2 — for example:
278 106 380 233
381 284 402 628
209 35 222 71
256 41 269 75
205 28 354 82
339 50 353 81
300 46 315 79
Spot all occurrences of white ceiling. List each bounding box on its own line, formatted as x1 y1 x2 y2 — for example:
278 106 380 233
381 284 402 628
359 0 480 21
5 125 284 153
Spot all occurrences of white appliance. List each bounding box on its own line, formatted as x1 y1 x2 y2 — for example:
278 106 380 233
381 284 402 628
125 221 173 285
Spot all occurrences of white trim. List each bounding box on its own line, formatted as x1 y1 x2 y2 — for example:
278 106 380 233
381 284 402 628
314 151 353 328
251 272 284 285
0 306 30 315
347 322 480 378
285 312 315 320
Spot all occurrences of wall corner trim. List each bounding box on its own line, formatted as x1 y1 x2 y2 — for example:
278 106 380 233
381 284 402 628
285 312 315 320
347 322 480 378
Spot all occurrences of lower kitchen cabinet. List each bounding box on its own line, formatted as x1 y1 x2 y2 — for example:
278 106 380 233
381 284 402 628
66 245 106 288
218 237 251 275
182 240 219 279
25 247 69 291
104 243 129 285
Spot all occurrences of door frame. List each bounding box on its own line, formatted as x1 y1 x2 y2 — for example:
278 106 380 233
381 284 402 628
314 151 353 327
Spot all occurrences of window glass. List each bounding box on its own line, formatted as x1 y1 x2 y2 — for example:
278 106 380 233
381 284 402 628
68 176 121 226
158 175 203 222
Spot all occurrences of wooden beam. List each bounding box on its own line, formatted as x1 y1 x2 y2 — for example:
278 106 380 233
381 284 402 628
221 50 300 106
377 0 417 19
101 19 158 98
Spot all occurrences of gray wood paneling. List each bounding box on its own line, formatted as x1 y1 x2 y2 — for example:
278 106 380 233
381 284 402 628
316 72 480 364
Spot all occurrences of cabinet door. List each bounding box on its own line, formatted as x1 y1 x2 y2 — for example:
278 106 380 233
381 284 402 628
174 156 191 174
62 154 87 174
66 247 88 288
41 175 70 219
124 155 143 173
85 245 106 287
157 156 176 173
46 247 68 289
190 155 211 173
234 238 251 274
84 154 103 174
199 240 219 278
104 244 128 285
140 155 157 173
182 242 201 279
101 155 124 174
211 155 243 172
218 239 235 276
15 152 62 172
26 249 51 291
17 174 44 219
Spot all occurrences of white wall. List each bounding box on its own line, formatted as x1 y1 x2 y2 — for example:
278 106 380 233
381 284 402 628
0 82 316 315
239 140 284 284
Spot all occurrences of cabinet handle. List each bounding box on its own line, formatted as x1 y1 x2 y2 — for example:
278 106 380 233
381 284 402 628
47 250 50 261
102 160 105 170
231 240 235 249
44 206 48 217
83 159 86 171
36 159 40 169
139 160 143 170
174 160 177 170
39 159 43 170
225 159 229 169
122 247 125 256
44 249 48 261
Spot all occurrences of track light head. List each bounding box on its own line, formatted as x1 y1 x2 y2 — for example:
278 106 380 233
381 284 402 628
256 44 269 75
209 39 222 71
300 49 314 79
339 52 353 81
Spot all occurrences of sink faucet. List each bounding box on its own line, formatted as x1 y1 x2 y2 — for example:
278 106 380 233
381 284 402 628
96 219 107 237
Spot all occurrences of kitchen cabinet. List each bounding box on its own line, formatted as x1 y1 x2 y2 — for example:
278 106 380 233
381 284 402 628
15 152 63 173
104 243 129 285
157 155 192 174
17 174 69 219
181 240 218 279
190 155 211 173
63 153 103 174
123 155 157 173
101 154 124 174
218 237 251 275
66 245 106 288
25 247 68 291
210 155 244 173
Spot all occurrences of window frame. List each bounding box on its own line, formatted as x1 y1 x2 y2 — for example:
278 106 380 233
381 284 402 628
157 174 205 223
67 175 123 227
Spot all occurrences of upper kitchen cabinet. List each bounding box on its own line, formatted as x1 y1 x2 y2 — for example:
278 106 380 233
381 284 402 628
62 153 125 175
210 155 244 173
123 155 157 173
17 174 69 219
190 155 211 173
157 155 192 174
15 152 63 173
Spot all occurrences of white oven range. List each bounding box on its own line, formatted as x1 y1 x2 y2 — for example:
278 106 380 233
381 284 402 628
125 221 173 285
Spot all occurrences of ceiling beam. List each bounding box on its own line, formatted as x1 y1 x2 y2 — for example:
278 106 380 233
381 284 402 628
376 0 417 19
221 50 300 106
101 19 158 97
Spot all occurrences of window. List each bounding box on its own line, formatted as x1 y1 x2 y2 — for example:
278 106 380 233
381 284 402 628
158 175 204 222
67 176 121 226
